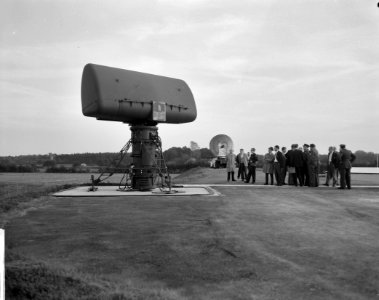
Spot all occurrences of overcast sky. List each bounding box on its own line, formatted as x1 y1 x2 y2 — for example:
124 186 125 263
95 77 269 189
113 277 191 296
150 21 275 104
1 0 378 156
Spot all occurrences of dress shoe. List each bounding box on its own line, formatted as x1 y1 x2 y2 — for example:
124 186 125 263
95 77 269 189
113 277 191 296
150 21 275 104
338 187 345 190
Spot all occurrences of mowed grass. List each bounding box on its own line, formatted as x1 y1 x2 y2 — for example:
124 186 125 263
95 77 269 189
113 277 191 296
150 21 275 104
2 170 379 299
0 173 127 216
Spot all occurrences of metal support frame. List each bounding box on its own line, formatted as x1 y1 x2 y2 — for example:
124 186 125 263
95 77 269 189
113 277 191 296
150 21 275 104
89 125 173 192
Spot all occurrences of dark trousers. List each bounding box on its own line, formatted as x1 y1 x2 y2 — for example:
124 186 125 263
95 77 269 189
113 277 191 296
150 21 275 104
325 164 337 186
265 173 274 185
227 172 235 181
237 163 246 180
295 167 304 186
289 173 296 185
339 167 351 189
302 165 309 186
309 165 319 187
274 163 283 186
245 166 256 183
282 166 287 184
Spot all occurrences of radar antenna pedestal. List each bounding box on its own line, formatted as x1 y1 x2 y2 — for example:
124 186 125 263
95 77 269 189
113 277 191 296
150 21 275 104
81 63 197 191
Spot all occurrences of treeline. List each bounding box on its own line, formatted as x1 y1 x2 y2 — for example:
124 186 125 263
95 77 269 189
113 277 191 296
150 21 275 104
164 147 214 172
0 164 38 173
0 148 215 173
350 150 379 167
0 149 377 173
0 152 129 173
0 153 122 167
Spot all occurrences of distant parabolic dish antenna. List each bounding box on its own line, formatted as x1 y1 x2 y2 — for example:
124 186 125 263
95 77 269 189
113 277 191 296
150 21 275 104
81 63 197 191
209 134 234 157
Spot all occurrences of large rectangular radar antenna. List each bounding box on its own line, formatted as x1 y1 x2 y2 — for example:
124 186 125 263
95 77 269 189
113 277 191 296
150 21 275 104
81 63 197 191
81 63 197 124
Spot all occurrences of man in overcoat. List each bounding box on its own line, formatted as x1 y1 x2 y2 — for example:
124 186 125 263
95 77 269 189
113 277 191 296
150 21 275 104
309 144 320 187
302 144 310 186
339 144 356 189
263 147 275 185
226 149 237 182
324 146 340 187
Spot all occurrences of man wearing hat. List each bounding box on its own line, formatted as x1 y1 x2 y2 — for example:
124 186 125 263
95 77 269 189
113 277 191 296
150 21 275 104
245 148 258 184
339 144 356 189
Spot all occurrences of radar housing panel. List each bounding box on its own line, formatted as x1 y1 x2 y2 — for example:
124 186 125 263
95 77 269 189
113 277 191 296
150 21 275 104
81 63 197 124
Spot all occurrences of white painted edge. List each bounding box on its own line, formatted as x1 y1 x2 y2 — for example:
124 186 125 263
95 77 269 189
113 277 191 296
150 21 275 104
53 186 214 197
0 229 4 300
182 184 379 188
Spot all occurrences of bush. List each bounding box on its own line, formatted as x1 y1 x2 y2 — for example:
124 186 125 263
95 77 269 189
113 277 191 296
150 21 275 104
162 147 216 173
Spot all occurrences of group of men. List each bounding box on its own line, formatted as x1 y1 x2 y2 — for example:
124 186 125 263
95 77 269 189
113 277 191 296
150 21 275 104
227 144 356 190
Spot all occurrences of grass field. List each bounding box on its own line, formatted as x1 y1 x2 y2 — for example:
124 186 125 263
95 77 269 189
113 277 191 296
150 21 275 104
1 169 379 299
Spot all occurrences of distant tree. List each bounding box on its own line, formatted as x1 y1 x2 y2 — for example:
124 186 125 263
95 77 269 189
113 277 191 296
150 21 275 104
43 160 56 167
198 148 215 159
354 150 377 167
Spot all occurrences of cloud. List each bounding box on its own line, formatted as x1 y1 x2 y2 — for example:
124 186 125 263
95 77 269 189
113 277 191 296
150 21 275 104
0 0 378 155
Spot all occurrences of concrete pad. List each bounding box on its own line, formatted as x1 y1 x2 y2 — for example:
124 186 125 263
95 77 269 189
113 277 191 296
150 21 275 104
53 185 213 197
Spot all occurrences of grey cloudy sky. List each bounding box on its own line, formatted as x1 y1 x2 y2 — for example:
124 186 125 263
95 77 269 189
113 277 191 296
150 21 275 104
1 0 378 156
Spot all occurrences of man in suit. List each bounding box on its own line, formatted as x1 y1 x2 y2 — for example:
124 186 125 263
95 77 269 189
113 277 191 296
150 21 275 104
281 147 288 184
245 148 258 184
324 146 340 187
339 144 356 189
236 148 248 181
273 145 285 186
286 144 297 185
293 144 305 186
